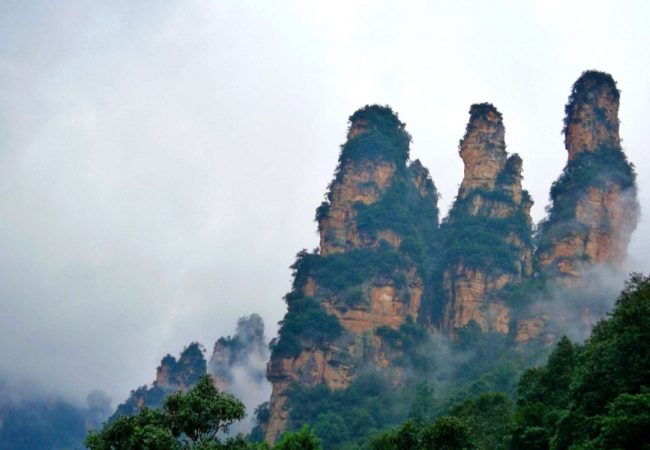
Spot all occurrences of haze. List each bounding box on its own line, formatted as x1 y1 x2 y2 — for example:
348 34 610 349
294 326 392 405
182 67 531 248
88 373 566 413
1 0 649 406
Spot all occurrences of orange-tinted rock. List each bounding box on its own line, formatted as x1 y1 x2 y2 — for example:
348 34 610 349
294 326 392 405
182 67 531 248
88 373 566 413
537 71 638 285
442 104 533 335
564 72 620 160
319 160 396 255
515 317 546 343
321 273 423 334
458 104 507 195
265 106 437 443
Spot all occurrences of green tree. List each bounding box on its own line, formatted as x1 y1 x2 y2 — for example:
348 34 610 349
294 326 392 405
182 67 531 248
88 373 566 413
509 274 650 449
85 408 177 450
370 416 475 450
420 417 475 450
597 392 650 450
165 374 245 445
274 425 322 450
86 374 247 450
409 383 435 423
449 392 512 449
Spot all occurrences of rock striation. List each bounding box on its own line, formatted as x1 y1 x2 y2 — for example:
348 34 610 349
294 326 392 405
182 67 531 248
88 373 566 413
441 104 534 336
263 72 640 441
264 105 440 443
536 71 638 285
105 71 640 446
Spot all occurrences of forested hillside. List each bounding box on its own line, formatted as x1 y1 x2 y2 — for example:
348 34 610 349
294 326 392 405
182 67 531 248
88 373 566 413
87 274 650 449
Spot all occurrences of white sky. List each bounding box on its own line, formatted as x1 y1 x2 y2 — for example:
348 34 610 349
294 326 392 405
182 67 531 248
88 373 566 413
1 0 650 405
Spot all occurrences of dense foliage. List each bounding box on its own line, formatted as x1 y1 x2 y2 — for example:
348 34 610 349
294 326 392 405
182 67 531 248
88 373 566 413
277 319 542 449
563 70 619 135
337 105 411 168
285 371 407 448
355 164 439 251
87 374 247 449
510 274 650 449
442 156 533 276
273 425 322 450
448 393 512 450
537 144 637 255
113 343 208 418
369 416 475 450
271 294 343 358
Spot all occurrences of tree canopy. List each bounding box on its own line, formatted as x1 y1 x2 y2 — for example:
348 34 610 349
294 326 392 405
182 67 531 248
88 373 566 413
86 374 247 450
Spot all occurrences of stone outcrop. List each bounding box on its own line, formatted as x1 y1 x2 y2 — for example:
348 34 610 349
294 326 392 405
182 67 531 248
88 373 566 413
536 71 638 286
564 72 621 159
113 343 207 418
458 104 508 194
264 105 439 443
114 315 270 423
318 159 396 256
441 104 534 336
263 72 639 441
209 313 268 392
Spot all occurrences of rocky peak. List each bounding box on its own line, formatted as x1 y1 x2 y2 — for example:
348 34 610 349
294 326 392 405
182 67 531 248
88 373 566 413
537 71 638 285
209 313 268 390
317 105 411 256
155 354 177 389
458 103 507 196
113 343 207 419
114 317 269 424
564 71 620 160
442 104 534 336
153 343 206 391
262 74 640 440
264 105 439 443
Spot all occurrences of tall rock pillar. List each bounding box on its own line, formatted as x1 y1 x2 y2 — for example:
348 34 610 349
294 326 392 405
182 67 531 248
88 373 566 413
536 71 638 285
441 104 534 336
264 106 440 443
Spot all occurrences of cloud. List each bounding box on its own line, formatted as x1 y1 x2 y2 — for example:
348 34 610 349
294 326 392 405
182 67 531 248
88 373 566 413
0 0 650 407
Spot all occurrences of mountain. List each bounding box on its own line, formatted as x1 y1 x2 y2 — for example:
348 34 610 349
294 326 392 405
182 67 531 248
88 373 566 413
261 70 638 444
112 313 269 431
537 71 638 283
0 383 111 450
441 103 534 337
94 70 639 449
265 105 441 441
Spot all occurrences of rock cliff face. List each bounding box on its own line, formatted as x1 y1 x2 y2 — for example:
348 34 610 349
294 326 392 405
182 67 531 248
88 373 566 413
261 71 638 442
536 71 638 285
441 104 534 336
264 106 440 443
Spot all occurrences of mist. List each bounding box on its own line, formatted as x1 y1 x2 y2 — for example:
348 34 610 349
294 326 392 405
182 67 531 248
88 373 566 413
2 0 650 410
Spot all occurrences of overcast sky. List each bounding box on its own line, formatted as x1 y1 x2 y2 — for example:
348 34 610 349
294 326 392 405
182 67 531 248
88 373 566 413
1 0 650 406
